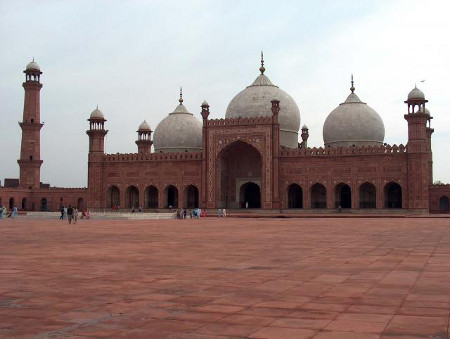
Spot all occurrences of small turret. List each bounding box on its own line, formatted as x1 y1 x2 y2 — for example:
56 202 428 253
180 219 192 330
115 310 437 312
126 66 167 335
301 125 309 148
136 120 153 154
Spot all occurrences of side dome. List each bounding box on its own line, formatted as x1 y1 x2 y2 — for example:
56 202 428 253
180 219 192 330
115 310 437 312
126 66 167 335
138 120 151 131
408 85 425 100
153 93 202 153
323 81 385 147
225 58 301 148
26 59 40 71
90 106 104 119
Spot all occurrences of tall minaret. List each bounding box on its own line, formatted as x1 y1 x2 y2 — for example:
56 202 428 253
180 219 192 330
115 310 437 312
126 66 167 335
86 106 108 209
404 85 431 211
18 59 44 189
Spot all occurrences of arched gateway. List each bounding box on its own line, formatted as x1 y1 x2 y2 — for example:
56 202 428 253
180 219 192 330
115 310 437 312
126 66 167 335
216 141 262 209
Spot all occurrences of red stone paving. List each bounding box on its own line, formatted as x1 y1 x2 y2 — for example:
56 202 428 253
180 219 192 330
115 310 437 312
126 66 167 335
1 216 450 338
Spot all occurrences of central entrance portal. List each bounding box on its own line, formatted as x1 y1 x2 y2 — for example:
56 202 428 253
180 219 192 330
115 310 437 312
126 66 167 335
240 182 261 208
217 140 262 209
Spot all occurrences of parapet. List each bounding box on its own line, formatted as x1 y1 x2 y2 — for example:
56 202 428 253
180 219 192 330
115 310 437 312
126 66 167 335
207 116 273 127
281 144 407 157
104 152 203 162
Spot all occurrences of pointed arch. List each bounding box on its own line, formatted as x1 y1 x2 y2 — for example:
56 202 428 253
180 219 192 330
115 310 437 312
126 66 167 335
439 196 449 213
185 185 199 208
239 182 261 208
384 182 402 208
41 198 48 211
164 185 178 208
217 140 262 209
335 183 351 208
144 186 158 209
125 186 139 209
359 182 376 208
107 185 120 208
311 183 326 209
287 184 303 208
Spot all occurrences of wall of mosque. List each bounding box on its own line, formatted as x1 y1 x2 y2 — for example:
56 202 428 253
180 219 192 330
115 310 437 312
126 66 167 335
99 154 202 210
279 147 409 210
0 187 87 212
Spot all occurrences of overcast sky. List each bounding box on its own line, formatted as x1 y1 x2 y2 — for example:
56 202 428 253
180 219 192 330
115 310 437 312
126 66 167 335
1 0 449 187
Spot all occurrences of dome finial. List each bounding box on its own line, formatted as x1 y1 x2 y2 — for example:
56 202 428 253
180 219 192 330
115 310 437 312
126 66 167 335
350 74 355 93
179 86 183 104
259 50 265 74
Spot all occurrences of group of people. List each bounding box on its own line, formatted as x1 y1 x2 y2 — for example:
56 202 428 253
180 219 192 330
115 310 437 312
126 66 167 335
177 208 228 218
60 206 91 224
178 207 208 219
0 206 18 219
217 208 227 217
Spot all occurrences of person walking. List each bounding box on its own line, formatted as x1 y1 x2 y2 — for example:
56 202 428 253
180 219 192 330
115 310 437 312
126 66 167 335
63 206 67 219
12 206 18 218
59 206 64 220
67 205 74 224
0 206 3 220
73 207 79 224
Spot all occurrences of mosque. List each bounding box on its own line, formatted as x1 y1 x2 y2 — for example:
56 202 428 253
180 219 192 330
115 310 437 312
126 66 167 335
0 57 449 214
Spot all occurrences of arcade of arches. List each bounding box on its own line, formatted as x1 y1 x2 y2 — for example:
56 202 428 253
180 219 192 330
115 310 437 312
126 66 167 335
106 184 200 209
286 182 402 210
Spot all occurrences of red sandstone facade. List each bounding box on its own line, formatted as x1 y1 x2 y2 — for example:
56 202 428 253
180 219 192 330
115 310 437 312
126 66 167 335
1 62 449 214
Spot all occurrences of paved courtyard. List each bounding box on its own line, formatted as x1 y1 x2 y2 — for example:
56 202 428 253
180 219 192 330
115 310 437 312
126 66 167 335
1 216 450 339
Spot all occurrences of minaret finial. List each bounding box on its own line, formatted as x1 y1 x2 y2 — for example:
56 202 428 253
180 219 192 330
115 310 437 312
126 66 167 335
96 104 98 109
350 74 355 93
179 86 183 104
32 57 35 62
259 50 265 74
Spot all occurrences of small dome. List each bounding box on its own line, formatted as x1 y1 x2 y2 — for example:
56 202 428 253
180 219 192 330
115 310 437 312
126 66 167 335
153 98 202 153
418 106 431 115
90 107 104 119
202 100 209 107
302 124 308 130
26 60 40 71
138 120 151 131
408 86 425 100
225 63 301 148
323 88 385 147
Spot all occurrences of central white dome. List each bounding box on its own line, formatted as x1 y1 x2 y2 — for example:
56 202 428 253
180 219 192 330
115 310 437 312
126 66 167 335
225 65 301 148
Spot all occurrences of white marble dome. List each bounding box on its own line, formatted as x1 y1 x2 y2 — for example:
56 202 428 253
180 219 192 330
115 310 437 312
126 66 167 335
408 86 425 100
225 67 301 148
26 60 40 71
153 98 202 153
90 107 105 119
138 120 151 131
323 88 385 147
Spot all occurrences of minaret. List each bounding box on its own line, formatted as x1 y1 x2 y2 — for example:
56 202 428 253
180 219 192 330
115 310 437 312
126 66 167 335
18 59 44 189
136 120 153 154
301 125 309 148
86 106 108 209
404 86 431 211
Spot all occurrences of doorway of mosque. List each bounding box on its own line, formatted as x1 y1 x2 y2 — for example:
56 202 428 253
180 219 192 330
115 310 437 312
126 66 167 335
240 182 261 208
335 183 351 208
216 140 262 208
